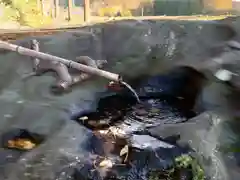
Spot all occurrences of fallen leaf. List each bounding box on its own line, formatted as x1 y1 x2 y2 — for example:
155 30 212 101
120 145 129 156
7 139 36 150
99 159 113 168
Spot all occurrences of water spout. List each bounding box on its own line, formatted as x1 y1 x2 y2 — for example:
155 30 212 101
121 81 140 103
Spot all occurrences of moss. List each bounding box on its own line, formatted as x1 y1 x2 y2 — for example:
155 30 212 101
147 155 205 180
175 155 205 180
148 169 175 180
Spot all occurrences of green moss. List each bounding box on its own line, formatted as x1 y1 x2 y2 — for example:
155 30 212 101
175 155 205 180
148 169 175 180
147 155 205 180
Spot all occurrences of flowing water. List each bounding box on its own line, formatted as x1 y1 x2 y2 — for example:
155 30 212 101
121 81 141 103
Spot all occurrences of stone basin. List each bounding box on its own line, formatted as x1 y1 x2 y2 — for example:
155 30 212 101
0 17 239 180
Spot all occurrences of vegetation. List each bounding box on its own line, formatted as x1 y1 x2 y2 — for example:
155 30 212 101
0 0 234 28
175 155 205 180
0 0 52 27
92 0 153 16
148 154 205 180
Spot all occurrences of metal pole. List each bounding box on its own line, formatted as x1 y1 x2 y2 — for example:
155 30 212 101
0 40 121 82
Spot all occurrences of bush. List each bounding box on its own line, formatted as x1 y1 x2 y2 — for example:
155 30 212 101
97 6 132 17
0 2 20 22
0 0 52 28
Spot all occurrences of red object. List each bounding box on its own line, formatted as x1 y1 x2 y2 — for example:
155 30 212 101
106 81 123 91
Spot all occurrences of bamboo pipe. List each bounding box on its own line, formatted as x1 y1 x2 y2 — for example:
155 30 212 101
0 40 122 82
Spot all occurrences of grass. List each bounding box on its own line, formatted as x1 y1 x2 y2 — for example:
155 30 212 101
147 154 205 180
175 155 205 180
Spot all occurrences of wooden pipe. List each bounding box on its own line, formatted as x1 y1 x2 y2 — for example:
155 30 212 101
0 40 122 82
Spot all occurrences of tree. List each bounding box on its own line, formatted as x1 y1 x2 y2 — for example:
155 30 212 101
67 0 72 21
84 0 90 22
54 0 59 18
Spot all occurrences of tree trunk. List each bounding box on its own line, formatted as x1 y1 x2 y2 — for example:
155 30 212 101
40 0 44 16
54 0 59 18
37 0 41 10
67 0 73 21
84 0 90 23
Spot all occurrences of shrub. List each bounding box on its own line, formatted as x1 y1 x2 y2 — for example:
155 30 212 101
0 2 20 22
97 6 132 17
0 0 52 28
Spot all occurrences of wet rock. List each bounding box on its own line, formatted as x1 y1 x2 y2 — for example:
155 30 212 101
129 134 175 150
127 134 189 170
0 128 46 178
148 112 213 148
4 122 98 180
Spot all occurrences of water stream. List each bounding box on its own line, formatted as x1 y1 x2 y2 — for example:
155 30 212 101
121 81 141 103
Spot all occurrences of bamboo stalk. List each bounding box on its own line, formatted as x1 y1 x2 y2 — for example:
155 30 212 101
0 40 121 82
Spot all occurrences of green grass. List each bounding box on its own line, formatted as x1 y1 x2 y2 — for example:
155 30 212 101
175 155 205 180
147 155 205 180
